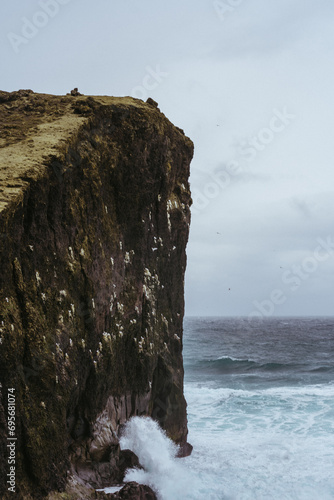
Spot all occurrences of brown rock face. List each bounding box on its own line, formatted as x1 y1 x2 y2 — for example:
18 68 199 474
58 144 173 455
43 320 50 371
0 90 193 498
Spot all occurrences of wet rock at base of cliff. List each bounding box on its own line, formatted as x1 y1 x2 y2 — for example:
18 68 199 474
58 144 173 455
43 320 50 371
177 441 193 458
118 449 143 481
110 482 157 500
73 448 143 489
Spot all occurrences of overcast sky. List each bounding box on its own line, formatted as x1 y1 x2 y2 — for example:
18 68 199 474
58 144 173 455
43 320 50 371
2 0 334 317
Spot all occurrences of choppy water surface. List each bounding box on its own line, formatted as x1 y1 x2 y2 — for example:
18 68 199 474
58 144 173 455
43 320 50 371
183 317 334 500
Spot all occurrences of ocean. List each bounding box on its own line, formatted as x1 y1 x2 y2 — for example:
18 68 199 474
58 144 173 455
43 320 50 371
108 317 334 499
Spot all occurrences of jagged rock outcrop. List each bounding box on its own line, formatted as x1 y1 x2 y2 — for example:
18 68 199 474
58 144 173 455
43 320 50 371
108 482 157 500
0 90 193 499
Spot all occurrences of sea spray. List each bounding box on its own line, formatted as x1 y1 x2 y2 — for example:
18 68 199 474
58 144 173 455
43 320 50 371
120 417 200 499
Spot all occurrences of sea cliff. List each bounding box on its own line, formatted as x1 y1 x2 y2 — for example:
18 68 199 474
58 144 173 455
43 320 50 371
0 90 193 499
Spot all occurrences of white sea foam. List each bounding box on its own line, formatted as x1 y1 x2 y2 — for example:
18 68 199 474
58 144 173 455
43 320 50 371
217 355 254 362
185 383 334 435
120 416 200 499
97 486 122 494
183 382 334 499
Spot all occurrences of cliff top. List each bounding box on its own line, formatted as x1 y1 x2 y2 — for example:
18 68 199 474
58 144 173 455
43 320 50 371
0 89 189 214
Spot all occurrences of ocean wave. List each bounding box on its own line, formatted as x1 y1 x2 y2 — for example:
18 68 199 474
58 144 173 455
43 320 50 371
185 381 334 401
217 355 250 361
310 366 334 373
198 356 306 374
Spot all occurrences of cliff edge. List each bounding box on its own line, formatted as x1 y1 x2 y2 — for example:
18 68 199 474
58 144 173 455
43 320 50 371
0 90 193 499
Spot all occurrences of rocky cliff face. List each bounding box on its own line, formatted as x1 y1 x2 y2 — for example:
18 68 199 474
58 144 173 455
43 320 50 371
0 90 193 499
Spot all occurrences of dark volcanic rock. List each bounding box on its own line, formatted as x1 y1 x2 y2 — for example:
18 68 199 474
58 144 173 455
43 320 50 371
146 97 159 110
69 87 82 96
177 441 193 458
118 449 143 481
0 91 193 499
112 481 157 499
